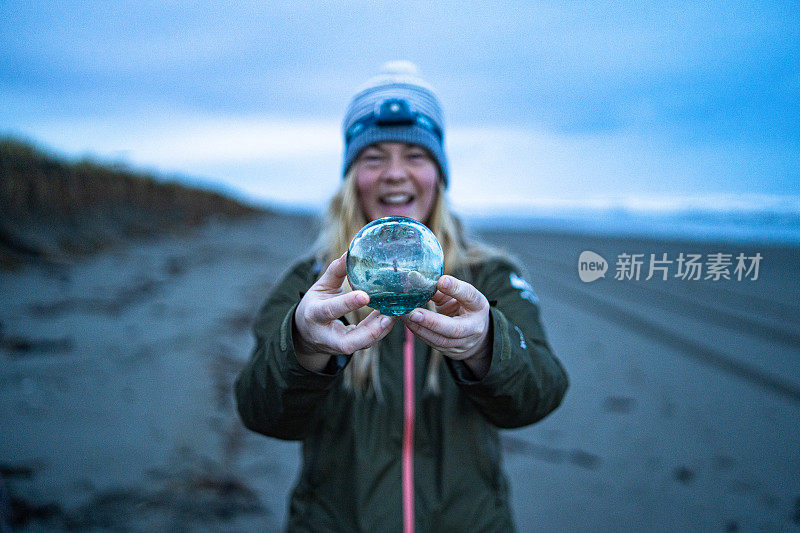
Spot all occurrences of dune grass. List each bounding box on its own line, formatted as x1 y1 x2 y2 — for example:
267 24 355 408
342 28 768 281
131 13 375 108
0 137 263 266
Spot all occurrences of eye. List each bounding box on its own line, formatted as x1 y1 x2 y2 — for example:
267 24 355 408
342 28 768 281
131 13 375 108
406 150 428 161
360 152 386 166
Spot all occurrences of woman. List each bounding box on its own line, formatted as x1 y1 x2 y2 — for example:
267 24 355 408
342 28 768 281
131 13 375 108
235 61 568 532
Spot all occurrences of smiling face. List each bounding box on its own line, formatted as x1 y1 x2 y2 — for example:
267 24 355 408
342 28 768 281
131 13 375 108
354 142 439 224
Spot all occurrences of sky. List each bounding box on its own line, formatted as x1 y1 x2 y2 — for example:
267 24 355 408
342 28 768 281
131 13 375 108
2 1 799 214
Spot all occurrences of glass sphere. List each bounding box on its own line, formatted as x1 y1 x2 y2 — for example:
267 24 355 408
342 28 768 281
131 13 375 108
347 216 444 316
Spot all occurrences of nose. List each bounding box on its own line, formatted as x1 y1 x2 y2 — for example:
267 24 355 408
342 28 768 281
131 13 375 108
381 152 408 181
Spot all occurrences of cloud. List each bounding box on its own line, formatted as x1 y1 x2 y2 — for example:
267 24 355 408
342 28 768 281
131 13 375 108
129 118 341 165
2 0 797 208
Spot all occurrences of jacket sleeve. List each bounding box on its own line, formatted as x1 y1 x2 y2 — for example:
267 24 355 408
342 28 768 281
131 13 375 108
445 258 568 428
234 258 347 440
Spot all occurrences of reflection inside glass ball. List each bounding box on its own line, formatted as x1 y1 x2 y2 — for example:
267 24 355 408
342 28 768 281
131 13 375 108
347 216 444 316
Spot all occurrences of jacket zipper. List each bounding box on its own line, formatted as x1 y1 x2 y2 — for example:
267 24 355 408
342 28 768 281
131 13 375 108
403 327 415 533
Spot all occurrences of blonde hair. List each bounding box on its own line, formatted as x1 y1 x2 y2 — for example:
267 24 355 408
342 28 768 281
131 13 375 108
314 168 500 397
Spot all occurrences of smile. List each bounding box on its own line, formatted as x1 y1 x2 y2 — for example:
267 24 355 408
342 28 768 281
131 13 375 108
380 193 414 205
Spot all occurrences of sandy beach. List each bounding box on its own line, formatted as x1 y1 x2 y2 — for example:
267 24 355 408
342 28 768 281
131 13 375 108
2 211 798 531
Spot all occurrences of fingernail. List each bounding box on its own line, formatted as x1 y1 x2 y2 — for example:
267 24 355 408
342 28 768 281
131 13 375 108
380 316 392 328
439 276 451 289
409 311 423 323
356 293 368 305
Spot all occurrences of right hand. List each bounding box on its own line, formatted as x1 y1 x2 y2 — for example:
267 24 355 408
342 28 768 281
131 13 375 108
294 253 395 369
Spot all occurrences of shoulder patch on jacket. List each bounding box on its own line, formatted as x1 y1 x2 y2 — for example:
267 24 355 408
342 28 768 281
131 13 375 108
513 325 527 350
509 272 539 304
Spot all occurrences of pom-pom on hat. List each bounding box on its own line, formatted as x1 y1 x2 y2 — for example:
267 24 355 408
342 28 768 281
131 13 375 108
342 61 448 187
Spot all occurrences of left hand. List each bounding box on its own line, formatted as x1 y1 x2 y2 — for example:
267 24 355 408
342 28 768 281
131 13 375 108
400 275 491 364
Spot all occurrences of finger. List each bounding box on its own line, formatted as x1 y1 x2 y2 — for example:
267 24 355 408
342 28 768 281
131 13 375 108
308 290 369 323
330 308 381 336
437 276 487 312
358 309 383 327
340 313 396 354
430 290 454 306
404 308 475 340
315 252 349 292
435 298 461 317
431 290 459 315
403 319 460 349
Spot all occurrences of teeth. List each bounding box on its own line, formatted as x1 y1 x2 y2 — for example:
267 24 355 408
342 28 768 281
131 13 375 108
382 194 412 205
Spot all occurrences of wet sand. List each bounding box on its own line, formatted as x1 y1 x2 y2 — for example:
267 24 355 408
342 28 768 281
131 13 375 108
479 229 800 531
1 212 798 531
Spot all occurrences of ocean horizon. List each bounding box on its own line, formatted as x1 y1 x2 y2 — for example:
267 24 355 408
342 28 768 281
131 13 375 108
258 195 800 245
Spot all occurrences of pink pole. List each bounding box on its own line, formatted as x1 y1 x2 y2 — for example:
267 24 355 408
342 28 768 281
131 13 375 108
403 327 415 533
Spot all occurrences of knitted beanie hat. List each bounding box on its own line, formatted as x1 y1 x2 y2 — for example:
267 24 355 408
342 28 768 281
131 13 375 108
342 61 448 187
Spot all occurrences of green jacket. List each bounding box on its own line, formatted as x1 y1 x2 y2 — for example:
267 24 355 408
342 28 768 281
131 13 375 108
235 256 568 532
